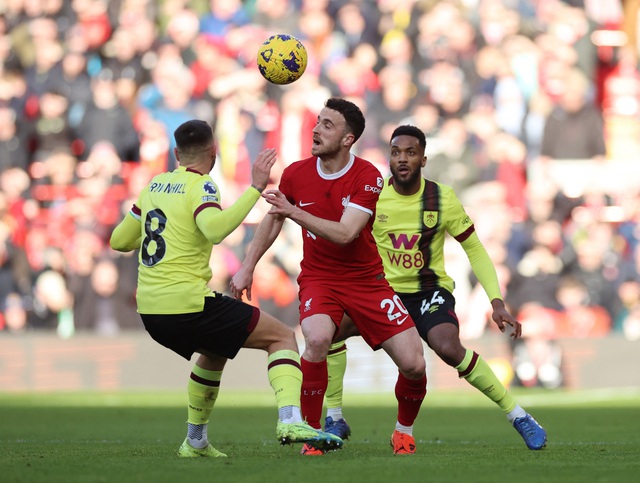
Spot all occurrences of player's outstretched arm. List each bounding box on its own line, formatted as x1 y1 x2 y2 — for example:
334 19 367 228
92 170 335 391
230 212 285 301
110 211 142 252
460 233 521 339
263 190 369 245
197 149 278 245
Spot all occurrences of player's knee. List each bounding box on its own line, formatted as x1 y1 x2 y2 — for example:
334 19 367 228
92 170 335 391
279 326 297 346
276 323 297 343
433 340 466 367
304 332 332 354
401 355 426 380
414 357 426 378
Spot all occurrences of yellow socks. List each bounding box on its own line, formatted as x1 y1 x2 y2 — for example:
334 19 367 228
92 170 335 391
187 365 222 425
268 349 303 409
186 365 222 448
456 349 517 413
326 342 347 414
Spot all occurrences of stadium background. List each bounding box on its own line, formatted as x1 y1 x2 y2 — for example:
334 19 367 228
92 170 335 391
1 0 639 392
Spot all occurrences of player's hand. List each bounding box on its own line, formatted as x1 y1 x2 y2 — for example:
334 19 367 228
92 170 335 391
490 299 521 340
251 148 277 192
262 189 295 217
230 266 254 301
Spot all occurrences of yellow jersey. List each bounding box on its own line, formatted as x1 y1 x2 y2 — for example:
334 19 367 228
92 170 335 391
374 177 502 300
110 166 260 314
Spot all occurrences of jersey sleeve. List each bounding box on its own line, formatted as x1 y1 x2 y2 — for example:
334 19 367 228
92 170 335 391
191 177 261 244
442 185 475 241
279 166 294 204
443 186 503 301
461 232 503 301
347 162 383 215
188 176 222 213
110 196 143 252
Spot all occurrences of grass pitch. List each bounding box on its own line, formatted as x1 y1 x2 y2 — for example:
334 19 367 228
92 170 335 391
1 388 639 483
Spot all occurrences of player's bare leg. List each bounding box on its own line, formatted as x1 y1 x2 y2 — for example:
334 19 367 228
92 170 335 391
381 326 426 381
243 310 299 353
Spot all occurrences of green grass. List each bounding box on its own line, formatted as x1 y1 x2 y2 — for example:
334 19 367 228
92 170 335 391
1 389 639 483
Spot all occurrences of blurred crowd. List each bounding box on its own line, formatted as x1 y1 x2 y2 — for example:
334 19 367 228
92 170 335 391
1 0 639 385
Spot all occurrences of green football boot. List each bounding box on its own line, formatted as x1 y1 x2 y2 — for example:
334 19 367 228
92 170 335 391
276 421 344 451
177 438 227 458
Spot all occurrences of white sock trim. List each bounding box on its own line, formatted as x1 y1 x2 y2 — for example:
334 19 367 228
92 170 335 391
280 406 303 424
395 422 413 436
506 405 527 423
187 423 208 448
326 407 343 421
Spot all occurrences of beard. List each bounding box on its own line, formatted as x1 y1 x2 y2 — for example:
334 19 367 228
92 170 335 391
390 165 421 190
311 138 342 158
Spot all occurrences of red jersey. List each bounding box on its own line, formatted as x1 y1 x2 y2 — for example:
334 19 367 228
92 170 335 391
279 154 384 282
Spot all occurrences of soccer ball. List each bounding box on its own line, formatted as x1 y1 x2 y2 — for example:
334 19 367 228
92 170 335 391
257 34 308 85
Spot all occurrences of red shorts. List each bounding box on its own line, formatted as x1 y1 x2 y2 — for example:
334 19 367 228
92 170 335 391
298 276 415 349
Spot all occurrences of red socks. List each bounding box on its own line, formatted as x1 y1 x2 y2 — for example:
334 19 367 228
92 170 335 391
395 372 427 426
300 358 328 429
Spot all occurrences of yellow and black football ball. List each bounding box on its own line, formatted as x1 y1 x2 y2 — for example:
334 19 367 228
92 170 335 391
257 34 308 85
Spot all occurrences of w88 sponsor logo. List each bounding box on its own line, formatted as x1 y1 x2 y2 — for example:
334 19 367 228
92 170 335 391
386 251 424 269
386 233 424 268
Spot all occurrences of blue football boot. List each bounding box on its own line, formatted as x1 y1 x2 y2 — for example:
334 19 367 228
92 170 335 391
513 414 547 450
324 416 351 440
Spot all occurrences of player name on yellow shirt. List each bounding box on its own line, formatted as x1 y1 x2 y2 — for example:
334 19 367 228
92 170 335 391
149 182 187 194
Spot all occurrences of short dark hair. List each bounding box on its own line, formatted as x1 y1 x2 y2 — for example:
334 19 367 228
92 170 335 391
325 97 365 143
390 125 426 149
174 120 213 155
